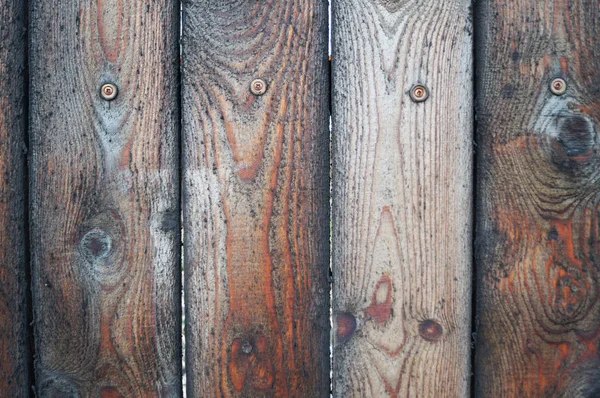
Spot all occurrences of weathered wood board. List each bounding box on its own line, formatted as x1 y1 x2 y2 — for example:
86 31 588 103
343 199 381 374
29 1 181 395
474 0 600 396
331 0 474 396
0 0 31 395
182 1 330 396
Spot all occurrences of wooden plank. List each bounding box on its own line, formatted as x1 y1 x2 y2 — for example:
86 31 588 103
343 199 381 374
0 0 31 395
474 0 600 396
29 1 181 395
182 1 330 396
331 0 473 396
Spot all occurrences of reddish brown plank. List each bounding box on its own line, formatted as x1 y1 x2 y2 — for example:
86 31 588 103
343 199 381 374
331 0 474 396
29 1 181 395
182 1 330 396
0 0 31 395
475 0 600 396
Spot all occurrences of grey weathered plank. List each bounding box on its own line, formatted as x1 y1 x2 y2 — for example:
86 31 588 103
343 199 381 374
332 0 474 396
475 0 600 396
0 0 31 395
29 1 181 395
182 0 330 396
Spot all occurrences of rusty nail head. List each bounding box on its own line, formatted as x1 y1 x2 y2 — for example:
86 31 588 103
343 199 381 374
410 84 429 102
550 78 567 96
250 79 268 96
100 83 118 101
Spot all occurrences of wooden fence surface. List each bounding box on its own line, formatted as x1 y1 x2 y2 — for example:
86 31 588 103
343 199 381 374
331 0 473 396
29 1 181 395
0 0 30 395
182 1 330 396
0 0 599 397
474 0 600 396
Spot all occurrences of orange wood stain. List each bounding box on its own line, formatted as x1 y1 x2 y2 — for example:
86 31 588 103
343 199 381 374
365 274 393 325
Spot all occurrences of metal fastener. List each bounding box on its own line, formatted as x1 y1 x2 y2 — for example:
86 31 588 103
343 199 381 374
550 78 567 96
410 84 429 102
241 340 252 354
250 79 268 96
100 83 118 101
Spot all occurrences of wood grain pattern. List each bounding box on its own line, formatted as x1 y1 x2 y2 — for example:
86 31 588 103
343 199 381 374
0 0 31 395
29 1 181 396
331 0 473 396
475 0 600 396
182 1 330 396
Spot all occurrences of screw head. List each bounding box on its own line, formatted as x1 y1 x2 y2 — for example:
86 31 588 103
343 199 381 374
550 77 567 96
241 340 252 354
100 83 118 101
250 79 268 96
410 84 429 102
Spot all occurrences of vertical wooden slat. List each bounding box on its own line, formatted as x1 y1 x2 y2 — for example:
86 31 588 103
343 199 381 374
0 0 31 395
475 0 600 396
331 0 473 396
182 1 330 396
29 1 181 396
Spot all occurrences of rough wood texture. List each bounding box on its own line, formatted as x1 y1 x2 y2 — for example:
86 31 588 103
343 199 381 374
0 0 31 395
29 1 181 395
182 1 330 396
475 0 600 396
331 0 473 396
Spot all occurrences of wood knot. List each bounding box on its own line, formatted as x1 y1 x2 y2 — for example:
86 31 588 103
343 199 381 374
418 319 443 342
77 210 126 284
228 334 274 392
80 228 111 261
551 115 597 170
335 313 357 344
557 116 595 156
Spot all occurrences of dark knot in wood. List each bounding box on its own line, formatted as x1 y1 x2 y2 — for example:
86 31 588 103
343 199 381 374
419 319 443 342
335 313 357 345
80 228 111 261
